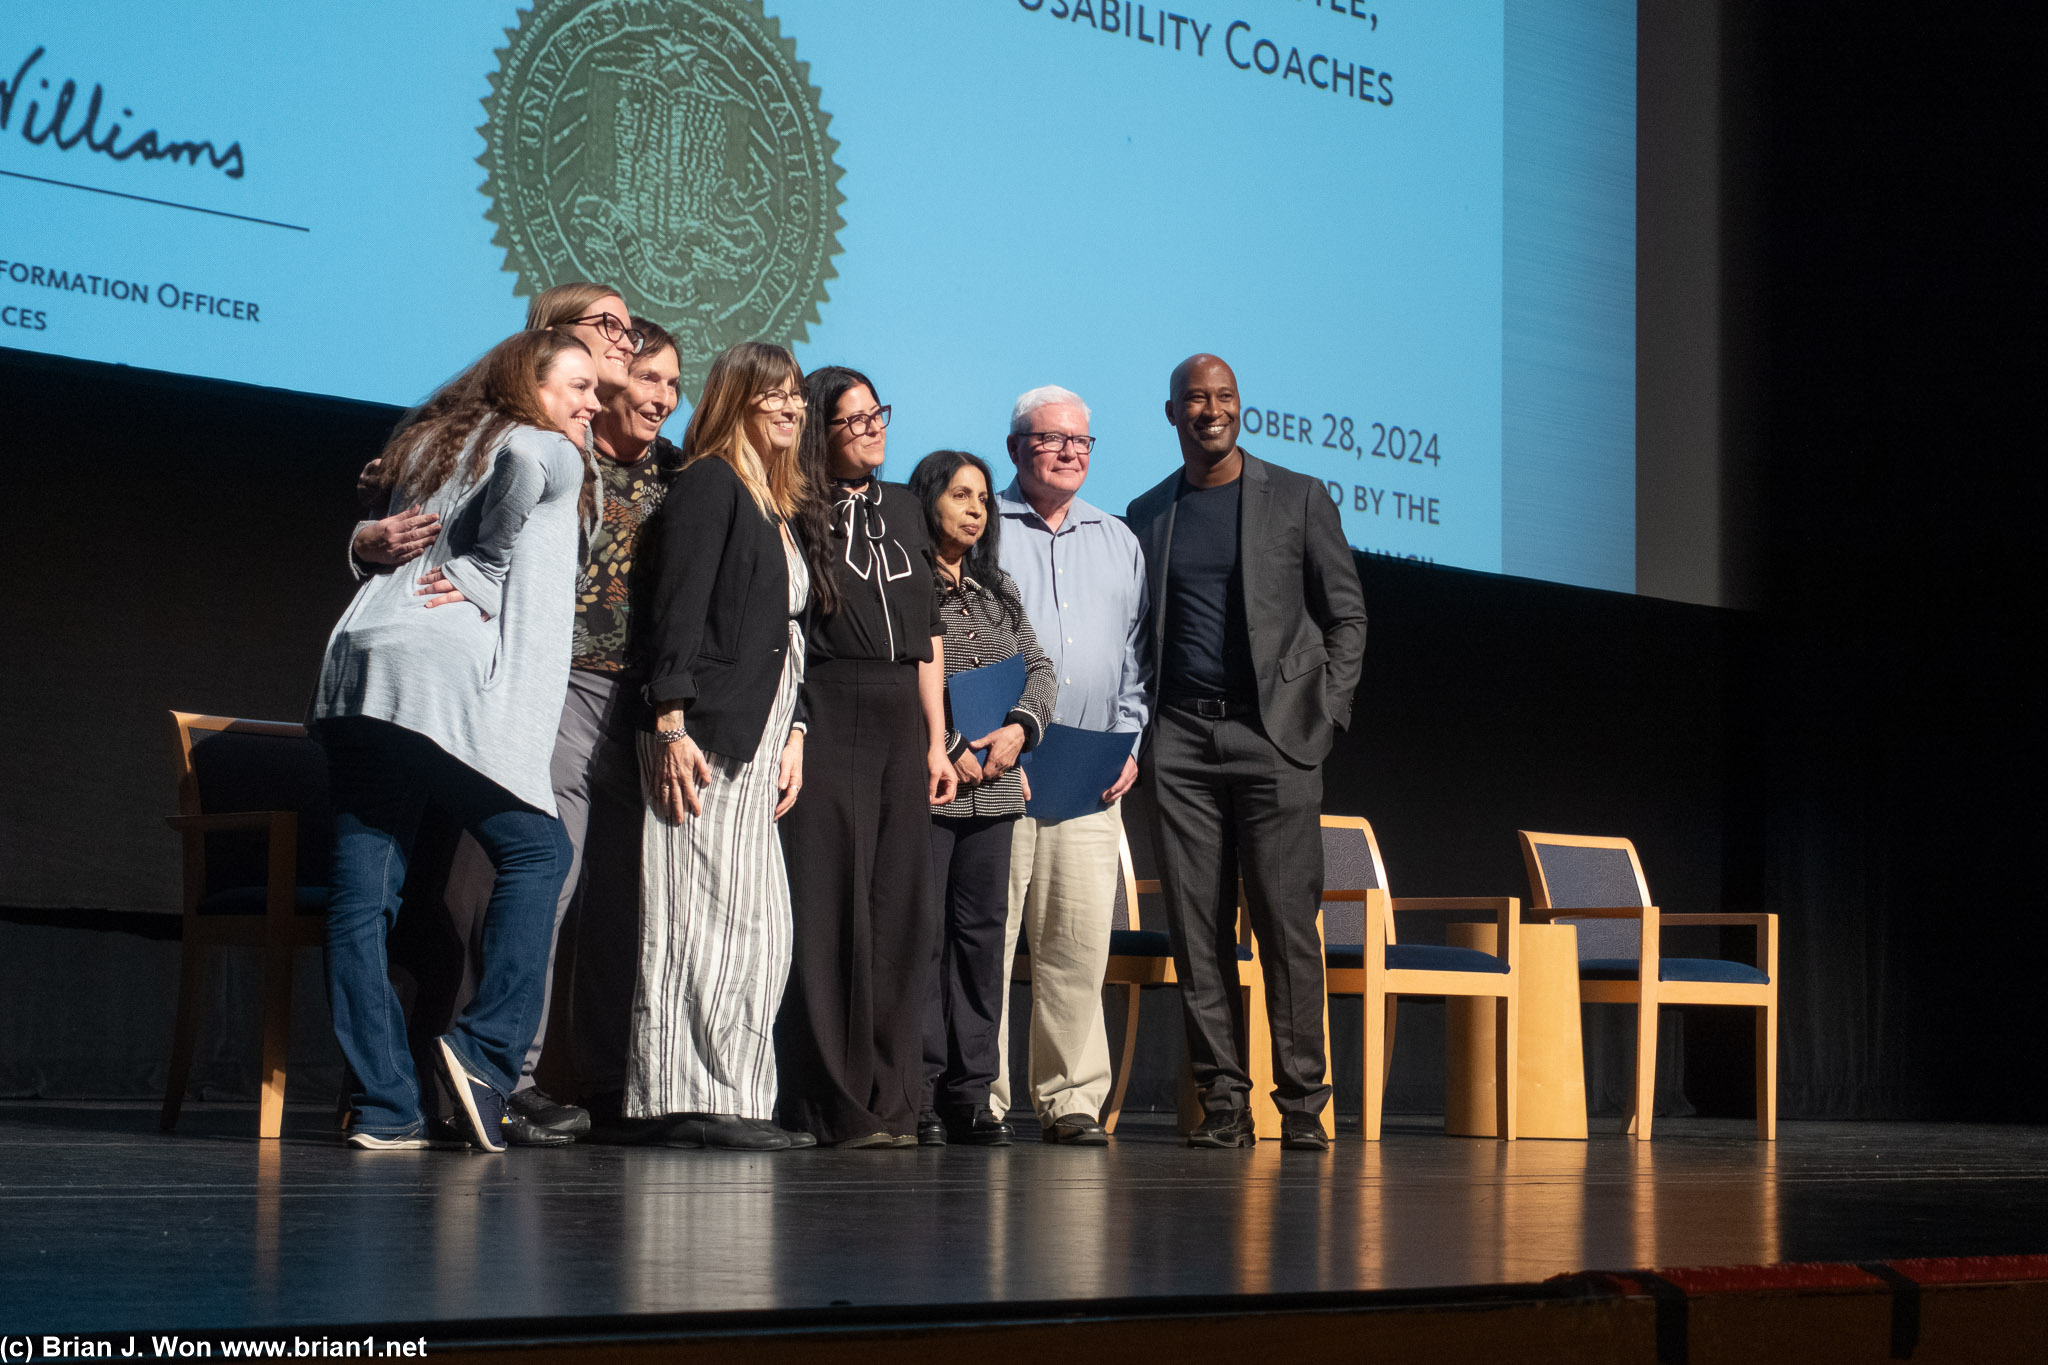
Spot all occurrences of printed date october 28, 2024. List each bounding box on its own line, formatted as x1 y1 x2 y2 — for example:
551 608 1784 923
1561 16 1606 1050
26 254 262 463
1240 406 1440 465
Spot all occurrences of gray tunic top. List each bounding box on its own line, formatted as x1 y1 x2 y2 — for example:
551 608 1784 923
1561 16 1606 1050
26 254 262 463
312 425 587 815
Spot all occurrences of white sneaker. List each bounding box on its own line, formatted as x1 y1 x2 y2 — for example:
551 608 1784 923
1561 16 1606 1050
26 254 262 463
345 1130 430 1151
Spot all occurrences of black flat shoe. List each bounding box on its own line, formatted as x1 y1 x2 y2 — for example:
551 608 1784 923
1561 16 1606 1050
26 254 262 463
1280 1113 1331 1151
507 1086 591 1137
916 1112 949 1146
943 1106 1014 1146
1187 1108 1257 1149
1042 1113 1108 1146
748 1118 817 1149
664 1113 792 1150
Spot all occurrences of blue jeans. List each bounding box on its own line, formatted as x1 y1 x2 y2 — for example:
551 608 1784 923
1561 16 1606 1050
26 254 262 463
320 716 570 1137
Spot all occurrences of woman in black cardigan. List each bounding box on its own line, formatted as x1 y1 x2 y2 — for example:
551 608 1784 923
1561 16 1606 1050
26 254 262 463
775 365 957 1147
627 341 816 1152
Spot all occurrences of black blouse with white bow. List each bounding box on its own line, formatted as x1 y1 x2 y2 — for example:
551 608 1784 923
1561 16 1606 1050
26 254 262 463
804 479 945 666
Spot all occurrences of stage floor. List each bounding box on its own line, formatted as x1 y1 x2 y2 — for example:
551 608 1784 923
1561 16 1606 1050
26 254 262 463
3 1104 2045 1335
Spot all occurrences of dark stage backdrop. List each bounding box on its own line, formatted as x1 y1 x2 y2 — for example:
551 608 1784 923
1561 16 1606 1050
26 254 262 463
0 341 1770 1118
0 328 1994 1127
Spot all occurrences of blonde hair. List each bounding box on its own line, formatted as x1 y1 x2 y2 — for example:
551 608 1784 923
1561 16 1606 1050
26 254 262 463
679 342 808 520
525 281 628 331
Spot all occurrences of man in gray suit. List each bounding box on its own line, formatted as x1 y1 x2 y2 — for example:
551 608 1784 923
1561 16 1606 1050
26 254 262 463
1125 353 1367 1150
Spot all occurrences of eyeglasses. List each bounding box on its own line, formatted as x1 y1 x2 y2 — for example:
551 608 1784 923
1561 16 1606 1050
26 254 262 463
829 405 892 436
568 312 647 355
756 389 807 412
1023 431 1096 454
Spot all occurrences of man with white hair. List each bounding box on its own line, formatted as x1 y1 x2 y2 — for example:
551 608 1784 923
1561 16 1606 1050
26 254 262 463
986 385 1150 1144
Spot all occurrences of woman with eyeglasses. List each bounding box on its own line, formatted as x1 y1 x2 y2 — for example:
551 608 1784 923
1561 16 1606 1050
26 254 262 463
627 341 816 1151
774 366 957 1148
349 282 643 573
414 283 674 1146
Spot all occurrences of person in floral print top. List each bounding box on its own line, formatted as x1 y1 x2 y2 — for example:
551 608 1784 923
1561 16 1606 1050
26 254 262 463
572 331 684 672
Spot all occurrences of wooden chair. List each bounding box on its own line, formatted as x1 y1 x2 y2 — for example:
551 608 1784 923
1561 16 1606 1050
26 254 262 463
1319 815 1521 1141
1517 831 1777 1141
1011 825 1276 1136
164 712 333 1139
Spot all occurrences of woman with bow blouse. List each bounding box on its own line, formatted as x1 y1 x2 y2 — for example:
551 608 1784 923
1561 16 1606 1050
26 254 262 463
775 366 957 1148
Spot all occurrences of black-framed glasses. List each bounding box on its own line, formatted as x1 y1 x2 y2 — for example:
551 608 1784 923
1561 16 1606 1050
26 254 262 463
829 405 892 436
568 311 647 355
756 388 807 412
1024 431 1096 454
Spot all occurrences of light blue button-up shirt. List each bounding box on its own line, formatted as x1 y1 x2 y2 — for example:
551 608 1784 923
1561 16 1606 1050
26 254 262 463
995 481 1151 755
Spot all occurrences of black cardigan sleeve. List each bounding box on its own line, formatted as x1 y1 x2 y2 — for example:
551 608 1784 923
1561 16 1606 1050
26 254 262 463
640 457 741 712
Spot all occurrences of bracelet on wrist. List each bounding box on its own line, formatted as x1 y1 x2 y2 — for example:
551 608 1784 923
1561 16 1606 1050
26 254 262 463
655 725 687 744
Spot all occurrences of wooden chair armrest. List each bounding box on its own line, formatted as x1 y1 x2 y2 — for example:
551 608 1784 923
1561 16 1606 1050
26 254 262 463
1529 905 1656 920
1135 879 1161 895
1389 897 1520 913
166 812 295 833
1321 889 1369 902
1659 913 1772 926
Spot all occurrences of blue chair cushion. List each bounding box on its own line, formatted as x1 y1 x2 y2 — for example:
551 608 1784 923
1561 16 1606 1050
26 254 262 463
1324 943 1508 974
1108 929 1173 958
1580 957 1770 985
195 886 330 916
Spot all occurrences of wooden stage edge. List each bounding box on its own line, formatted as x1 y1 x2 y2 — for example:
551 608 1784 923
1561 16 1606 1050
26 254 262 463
54 1255 2048 1365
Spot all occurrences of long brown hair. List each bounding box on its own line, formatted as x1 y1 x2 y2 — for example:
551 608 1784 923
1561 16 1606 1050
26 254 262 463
373 330 595 515
679 342 807 521
525 280 628 331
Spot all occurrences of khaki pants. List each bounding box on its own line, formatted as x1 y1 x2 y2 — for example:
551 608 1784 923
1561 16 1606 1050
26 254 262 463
991 803 1121 1124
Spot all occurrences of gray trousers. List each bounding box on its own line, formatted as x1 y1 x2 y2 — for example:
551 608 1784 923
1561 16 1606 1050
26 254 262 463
1146 705 1332 1117
448 669 643 1093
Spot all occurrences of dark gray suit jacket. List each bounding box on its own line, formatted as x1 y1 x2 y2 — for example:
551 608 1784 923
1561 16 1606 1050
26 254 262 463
1126 451 1367 765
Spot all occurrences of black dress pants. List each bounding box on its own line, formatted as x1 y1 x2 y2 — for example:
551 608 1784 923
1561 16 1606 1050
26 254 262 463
776 660 937 1142
1146 705 1332 1117
921 813 1018 1113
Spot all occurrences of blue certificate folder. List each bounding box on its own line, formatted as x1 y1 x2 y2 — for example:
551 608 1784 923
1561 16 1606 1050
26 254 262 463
946 653 1027 749
1021 725 1136 824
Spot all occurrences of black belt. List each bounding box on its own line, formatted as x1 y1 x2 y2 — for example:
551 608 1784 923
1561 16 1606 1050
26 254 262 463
1165 694 1255 719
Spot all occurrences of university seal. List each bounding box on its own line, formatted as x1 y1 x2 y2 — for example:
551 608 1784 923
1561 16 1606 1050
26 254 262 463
479 0 843 394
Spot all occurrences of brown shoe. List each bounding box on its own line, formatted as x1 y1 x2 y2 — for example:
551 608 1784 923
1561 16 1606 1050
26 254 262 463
1042 1113 1109 1145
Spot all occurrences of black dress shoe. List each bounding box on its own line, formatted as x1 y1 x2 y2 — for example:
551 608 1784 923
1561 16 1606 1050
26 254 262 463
1187 1108 1257 1148
1280 1112 1331 1151
504 1112 576 1147
507 1087 591 1137
1041 1113 1109 1145
942 1106 1014 1146
664 1114 793 1150
916 1111 949 1146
